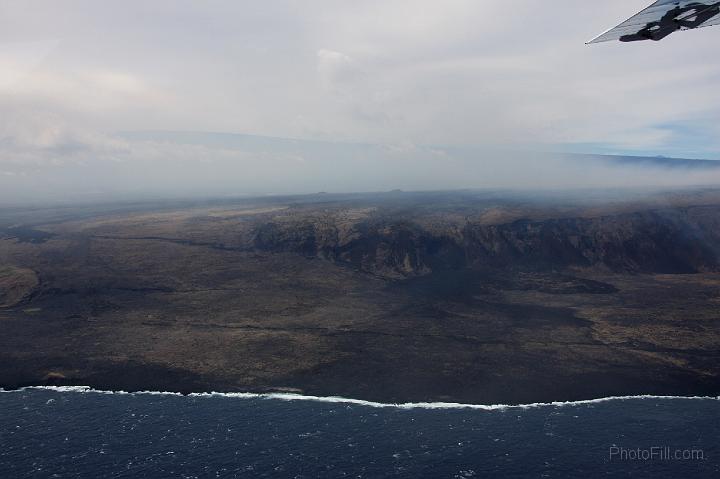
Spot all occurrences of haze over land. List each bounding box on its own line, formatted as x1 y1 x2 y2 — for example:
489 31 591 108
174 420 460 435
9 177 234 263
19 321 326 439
2 1 720 203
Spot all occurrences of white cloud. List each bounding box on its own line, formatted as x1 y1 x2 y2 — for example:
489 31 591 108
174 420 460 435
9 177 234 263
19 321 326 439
317 49 357 89
0 40 59 89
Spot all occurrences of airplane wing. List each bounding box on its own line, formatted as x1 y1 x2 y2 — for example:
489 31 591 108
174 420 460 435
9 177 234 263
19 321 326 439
589 0 720 43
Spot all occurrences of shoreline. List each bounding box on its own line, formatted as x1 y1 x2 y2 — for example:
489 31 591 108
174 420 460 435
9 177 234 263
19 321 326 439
3 385 719 411
3 193 720 415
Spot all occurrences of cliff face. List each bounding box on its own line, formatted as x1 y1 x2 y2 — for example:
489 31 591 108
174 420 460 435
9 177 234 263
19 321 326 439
252 207 720 277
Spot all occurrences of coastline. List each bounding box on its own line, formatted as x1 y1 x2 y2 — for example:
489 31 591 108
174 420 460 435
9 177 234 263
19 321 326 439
3 193 720 415
3 385 719 411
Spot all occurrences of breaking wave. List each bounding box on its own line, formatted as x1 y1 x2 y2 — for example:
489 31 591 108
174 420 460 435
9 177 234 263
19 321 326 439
2 386 719 411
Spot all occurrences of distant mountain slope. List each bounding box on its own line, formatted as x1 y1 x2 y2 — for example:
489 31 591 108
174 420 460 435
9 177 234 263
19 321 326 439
575 154 720 169
121 130 720 170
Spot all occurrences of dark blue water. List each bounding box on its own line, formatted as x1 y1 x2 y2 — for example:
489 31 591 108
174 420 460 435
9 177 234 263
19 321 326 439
0 388 718 478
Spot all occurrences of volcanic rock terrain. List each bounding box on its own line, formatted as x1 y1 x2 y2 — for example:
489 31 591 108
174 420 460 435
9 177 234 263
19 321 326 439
1 189 719 404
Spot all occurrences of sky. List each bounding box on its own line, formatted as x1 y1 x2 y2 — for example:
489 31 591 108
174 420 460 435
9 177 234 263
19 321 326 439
2 0 720 203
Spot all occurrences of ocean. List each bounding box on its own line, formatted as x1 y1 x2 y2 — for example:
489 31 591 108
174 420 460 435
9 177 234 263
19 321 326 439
0 387 717 478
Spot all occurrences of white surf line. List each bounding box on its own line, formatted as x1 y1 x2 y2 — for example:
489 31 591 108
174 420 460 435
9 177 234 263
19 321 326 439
2 386 719 411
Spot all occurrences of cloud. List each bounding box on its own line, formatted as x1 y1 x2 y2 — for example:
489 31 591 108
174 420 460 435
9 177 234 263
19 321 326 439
0 111 131 167
5 0 720 150
1 0 720 203
0 40 59 89
317 49 358 90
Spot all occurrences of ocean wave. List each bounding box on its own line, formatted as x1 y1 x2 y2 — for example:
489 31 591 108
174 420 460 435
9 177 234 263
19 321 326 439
2 386 719 410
